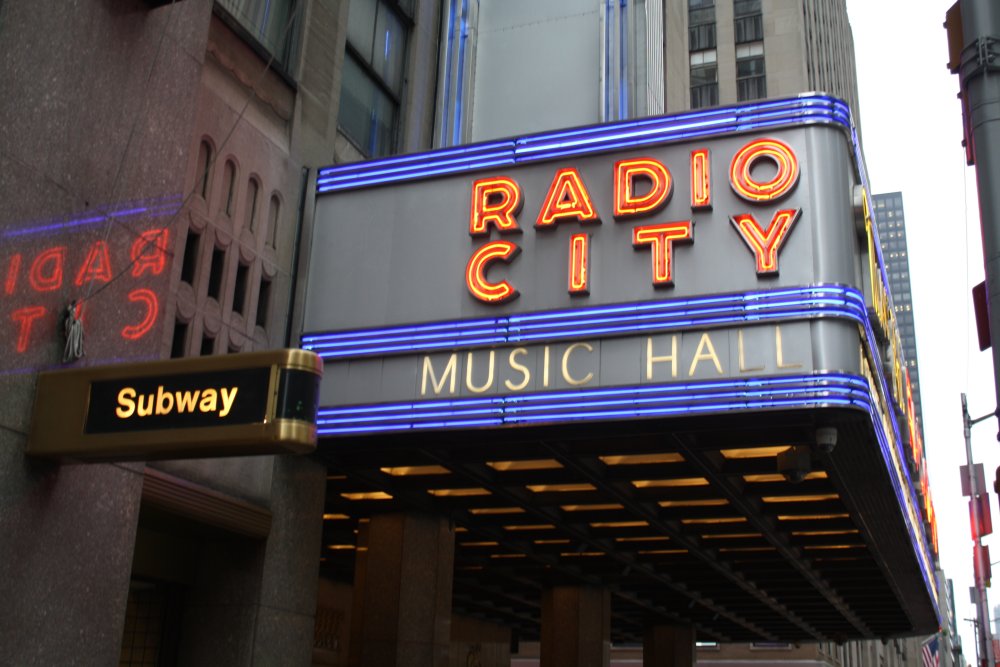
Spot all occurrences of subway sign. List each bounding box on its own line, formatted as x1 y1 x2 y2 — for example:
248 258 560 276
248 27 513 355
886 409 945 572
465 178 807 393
28 349 321 461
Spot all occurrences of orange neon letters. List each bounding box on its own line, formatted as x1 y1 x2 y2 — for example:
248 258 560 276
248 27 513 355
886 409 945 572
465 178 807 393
568 233 590 295
470 177 523 236
121 288 159 340
466 240 521 304
632 222 693 286
74 241 113 286
613 158 672 218
536 168 599 228
729 138 799 203
729 209 800 275
690 148 712 209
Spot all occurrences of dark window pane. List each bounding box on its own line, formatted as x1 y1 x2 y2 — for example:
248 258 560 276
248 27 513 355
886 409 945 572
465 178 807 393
689 23 716 50
690 64 717 87
347 0 377 60
233 262 250 315
734 0 761 17
256 277 272 329
197 141 212 199
200 334 215 356
737 56 765 77
181 230 200 284
735 15 763 43
339 55 398 157
690 83 718 108
216 0 300 69
737 76 766 101
689 6 715 25
373 4 407 94
207 247 226 301
171 321 188 359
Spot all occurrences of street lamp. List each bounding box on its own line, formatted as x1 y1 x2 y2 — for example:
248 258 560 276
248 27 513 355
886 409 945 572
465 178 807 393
962 393 996 667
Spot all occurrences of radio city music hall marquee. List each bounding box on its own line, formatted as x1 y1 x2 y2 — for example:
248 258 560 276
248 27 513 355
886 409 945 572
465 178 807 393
301 96 918 446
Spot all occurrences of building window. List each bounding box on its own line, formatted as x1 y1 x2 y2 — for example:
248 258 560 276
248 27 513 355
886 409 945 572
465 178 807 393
688 0 716 51
207 247 226 301
171 320 189 359
215 0 301 72
267 194 281 249
734 0 763 43
233 261 250 316
246 177 260 232
196 140 213 200
736 42 766 101
690 50 718 109
222 160 238 217
255 276 272 329
200 333 216 356
339 0 411 157
180 230 200 285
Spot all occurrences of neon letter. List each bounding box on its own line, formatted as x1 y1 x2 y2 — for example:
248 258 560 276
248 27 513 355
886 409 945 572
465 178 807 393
465 240 521 304
561 342 594 386
568 233 590 295
131 228 170 277
121 288 159 340
75 241 113 286
632 221 693 287
5 254 21 295
729 137 800 202
29 247 66 292
422 354 458 395
536 168 599 228
470 177 523 236
614 158 672 218
691 148 712 209
12 306 46 353
729 209 800 275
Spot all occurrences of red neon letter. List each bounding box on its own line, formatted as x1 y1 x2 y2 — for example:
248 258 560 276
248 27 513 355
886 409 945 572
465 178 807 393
614 158 672 218
730 138 799 203
12 306 46 353
131 228 170 277
691 148 712 210
729 209 800 275
470 177 523 236
568 233 590 295
121 288 159 340
5 254 21 295
465 241 521 304
536 168 599 228
29 247 66 292
74 241 113 286
632 222 693 287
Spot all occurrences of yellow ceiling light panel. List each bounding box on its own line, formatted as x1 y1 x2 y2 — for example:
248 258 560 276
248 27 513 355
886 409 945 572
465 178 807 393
340 491 393 500
632 477 709 488
380 465 451 476
526 483 596 493
720 446 790 459
427 488 491 497
488 459 563 471
469 507 525 515
659 499 728 508
599 453 684 465
761 493 839 503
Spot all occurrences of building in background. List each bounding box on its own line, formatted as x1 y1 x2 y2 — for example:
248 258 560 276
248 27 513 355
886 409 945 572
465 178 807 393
873 192 924 434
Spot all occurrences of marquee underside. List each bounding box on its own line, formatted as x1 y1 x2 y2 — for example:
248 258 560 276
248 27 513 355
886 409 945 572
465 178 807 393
316 403 938 643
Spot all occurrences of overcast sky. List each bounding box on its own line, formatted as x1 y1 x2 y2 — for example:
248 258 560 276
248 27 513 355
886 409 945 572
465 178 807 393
845 0 995 661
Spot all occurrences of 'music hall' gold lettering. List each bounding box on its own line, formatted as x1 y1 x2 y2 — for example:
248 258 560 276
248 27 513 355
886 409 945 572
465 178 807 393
115 385 239 419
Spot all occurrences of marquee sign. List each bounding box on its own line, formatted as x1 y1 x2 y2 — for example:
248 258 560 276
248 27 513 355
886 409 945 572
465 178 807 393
302 94 939 608
27 349 322 461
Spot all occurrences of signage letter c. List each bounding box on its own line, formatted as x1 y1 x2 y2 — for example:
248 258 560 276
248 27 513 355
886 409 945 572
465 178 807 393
465 241 521 304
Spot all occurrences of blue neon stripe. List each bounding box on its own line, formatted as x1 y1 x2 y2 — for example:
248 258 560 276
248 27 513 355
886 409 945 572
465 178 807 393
301 284 865 360
315 94 852 194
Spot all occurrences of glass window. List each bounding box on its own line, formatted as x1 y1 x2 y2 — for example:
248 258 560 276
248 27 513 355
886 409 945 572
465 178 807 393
736 43 766 101
735 14 762 43
216 0 301 71
339 0 410 158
